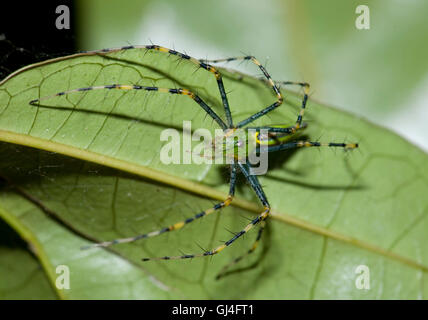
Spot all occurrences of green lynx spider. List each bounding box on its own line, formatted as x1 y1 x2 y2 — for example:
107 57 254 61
30 45 358 279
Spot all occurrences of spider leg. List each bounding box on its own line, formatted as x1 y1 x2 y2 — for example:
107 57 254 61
212 162 270 278
210 162 271 279
243 82 310 139
258 140 359 153
216 220 266 280
29 84 227 130
216 139 359 278
200 56 283 129
141 162 271 263
83 45 234 127
245 122 308 135
82 164 237 250
274 81 310 133
204 60 310 132
239 79 310 132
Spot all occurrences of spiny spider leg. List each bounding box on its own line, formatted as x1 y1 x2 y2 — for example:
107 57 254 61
216 220 266 280
199 56 283 129
258 140 359 153
141 162 270 265
30 85 227 130
216 139 358 278
83 45 234 127
215 162 270 279
81 164 237 250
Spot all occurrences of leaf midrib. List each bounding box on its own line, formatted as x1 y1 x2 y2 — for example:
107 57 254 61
0 204 64 300
1 128 427 273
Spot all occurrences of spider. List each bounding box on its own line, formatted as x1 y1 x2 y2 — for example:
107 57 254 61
30 45 358 279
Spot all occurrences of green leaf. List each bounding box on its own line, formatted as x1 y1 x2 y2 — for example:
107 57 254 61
0 219 56 299
0 48 427 299
0 179 174 299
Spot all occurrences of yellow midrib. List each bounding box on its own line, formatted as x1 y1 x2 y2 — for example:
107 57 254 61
0 204 66 300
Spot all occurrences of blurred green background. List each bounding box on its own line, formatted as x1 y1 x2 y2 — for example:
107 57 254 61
76 0 428 151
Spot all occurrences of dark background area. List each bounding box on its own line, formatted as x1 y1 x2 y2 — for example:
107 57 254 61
0 1 76 80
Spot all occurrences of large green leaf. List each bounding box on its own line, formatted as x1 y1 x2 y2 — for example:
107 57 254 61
0 48 427 299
